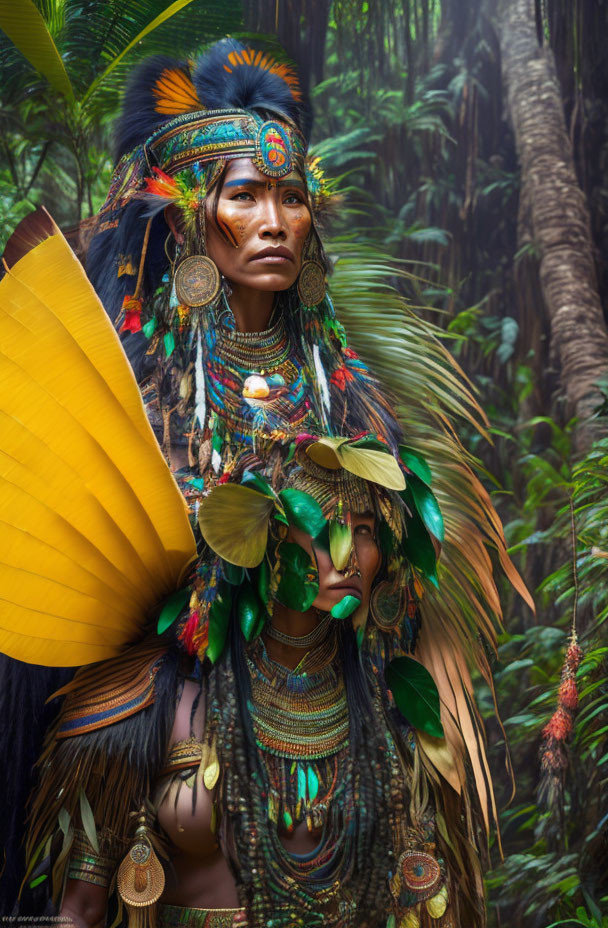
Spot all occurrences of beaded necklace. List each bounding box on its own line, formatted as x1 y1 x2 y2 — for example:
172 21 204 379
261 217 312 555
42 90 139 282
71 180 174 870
204 310 319 444
209 633 415 928
247 634 348 835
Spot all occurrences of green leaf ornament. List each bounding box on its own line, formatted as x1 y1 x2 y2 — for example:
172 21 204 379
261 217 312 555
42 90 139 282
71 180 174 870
313 520 330 552
278 488 326 537
330 594 361 620
198 483 274 567
164 330 175 358
257 558 270 605
237 581 262 642
329 519 353 571
207 585 231 664
350 435 389 452
157 587 190 635
275 542 319 612
398 445 433 486
222 560 244 586
143 317 157 338
407 473 445 543
385 656 444 738
378 519 395 558
29 875 48 889
400 489 439 587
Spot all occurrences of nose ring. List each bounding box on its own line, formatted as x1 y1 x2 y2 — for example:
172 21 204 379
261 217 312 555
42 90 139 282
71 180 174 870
342 565 361 580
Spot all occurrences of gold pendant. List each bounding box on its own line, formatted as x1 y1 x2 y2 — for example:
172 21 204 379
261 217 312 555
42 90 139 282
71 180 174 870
175 255 221 308
297 260 326 307
117 835 165 907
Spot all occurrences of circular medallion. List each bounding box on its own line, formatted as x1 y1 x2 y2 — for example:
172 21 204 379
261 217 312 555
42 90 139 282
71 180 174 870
400 850 442 899
130 841 151 865
242 372 287 407
254 120 293 178
297 261 326 307
369 580 405 631
175 255 221 307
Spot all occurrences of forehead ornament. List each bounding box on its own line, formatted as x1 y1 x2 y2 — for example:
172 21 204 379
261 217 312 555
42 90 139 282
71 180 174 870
253 120 293 178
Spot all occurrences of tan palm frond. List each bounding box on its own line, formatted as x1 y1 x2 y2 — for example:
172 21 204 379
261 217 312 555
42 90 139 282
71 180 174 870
329 240 532 839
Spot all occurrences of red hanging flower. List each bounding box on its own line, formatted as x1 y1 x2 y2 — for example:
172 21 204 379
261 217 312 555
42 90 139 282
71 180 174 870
330 366 355 390
558 677 578 710
343 347 359 360
120 295 143 333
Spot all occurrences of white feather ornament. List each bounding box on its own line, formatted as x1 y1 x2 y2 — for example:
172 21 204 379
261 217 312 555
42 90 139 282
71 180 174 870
195 329 206 430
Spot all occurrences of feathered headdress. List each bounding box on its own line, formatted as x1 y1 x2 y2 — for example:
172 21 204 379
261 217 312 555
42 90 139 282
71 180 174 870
86 38 329 333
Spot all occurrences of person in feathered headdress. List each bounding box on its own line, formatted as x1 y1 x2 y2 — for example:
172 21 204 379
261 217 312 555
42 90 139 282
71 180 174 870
83 36 400 477
0 34 530 928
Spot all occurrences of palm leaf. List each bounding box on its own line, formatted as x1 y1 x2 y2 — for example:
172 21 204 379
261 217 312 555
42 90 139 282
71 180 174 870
81 0 196 104
0 0 74 100
328 239 532 834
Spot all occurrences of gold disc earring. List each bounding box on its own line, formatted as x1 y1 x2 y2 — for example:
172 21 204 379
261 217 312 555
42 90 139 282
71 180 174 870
297 231 326 307
297 260 326 307
175 254 221 308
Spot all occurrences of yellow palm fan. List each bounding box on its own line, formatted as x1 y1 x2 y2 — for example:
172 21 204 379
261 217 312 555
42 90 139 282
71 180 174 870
0 221 197 666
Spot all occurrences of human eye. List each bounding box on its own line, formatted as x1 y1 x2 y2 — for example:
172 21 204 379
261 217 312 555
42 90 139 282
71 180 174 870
354 523 374 537
283 189 305 205
230 190 255 201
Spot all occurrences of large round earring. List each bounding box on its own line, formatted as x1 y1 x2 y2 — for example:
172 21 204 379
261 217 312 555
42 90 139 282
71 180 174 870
175 254 221 308
369 578 406 631
297 231 326 307
297 260 326 307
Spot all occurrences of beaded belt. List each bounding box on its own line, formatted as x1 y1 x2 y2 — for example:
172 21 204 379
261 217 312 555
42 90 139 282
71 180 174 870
158 904 248 928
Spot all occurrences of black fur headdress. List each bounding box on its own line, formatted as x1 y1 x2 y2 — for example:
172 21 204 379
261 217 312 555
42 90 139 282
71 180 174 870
114 38 311 160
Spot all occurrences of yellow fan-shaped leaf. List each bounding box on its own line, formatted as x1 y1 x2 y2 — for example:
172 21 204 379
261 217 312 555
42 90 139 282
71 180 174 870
198 484 274 567
0 227 196 666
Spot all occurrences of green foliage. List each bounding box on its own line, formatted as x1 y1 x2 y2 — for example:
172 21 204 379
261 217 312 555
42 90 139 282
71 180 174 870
385 655 444 738
0 0 243 239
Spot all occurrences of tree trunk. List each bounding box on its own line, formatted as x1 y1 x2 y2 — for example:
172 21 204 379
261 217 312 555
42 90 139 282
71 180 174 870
498 0 608 449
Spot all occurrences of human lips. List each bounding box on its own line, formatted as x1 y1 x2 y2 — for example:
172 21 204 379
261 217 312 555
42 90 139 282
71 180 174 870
329 578 362 598
250 245 295 263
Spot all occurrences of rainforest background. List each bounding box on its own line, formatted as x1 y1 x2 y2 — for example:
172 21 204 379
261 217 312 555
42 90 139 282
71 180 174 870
1 1 607 925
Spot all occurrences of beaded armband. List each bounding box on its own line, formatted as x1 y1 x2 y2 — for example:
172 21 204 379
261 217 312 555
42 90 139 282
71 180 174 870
67 829 119 888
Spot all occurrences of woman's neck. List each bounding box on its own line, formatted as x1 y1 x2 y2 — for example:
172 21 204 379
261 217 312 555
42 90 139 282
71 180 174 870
228 283 275 332
263 602 322 670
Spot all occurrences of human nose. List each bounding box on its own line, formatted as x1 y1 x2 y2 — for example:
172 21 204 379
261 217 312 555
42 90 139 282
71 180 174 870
258 195 287 239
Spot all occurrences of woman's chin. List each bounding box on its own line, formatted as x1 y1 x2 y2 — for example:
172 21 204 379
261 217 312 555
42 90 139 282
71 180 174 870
229 271 299 293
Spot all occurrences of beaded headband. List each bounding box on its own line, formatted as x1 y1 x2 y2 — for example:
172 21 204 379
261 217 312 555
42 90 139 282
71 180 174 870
99 109 309 219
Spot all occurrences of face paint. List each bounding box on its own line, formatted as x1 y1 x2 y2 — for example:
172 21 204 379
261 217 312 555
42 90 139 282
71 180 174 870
205 158 312 296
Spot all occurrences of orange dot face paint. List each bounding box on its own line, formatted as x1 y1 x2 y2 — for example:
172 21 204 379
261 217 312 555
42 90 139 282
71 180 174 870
205 158 312 295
